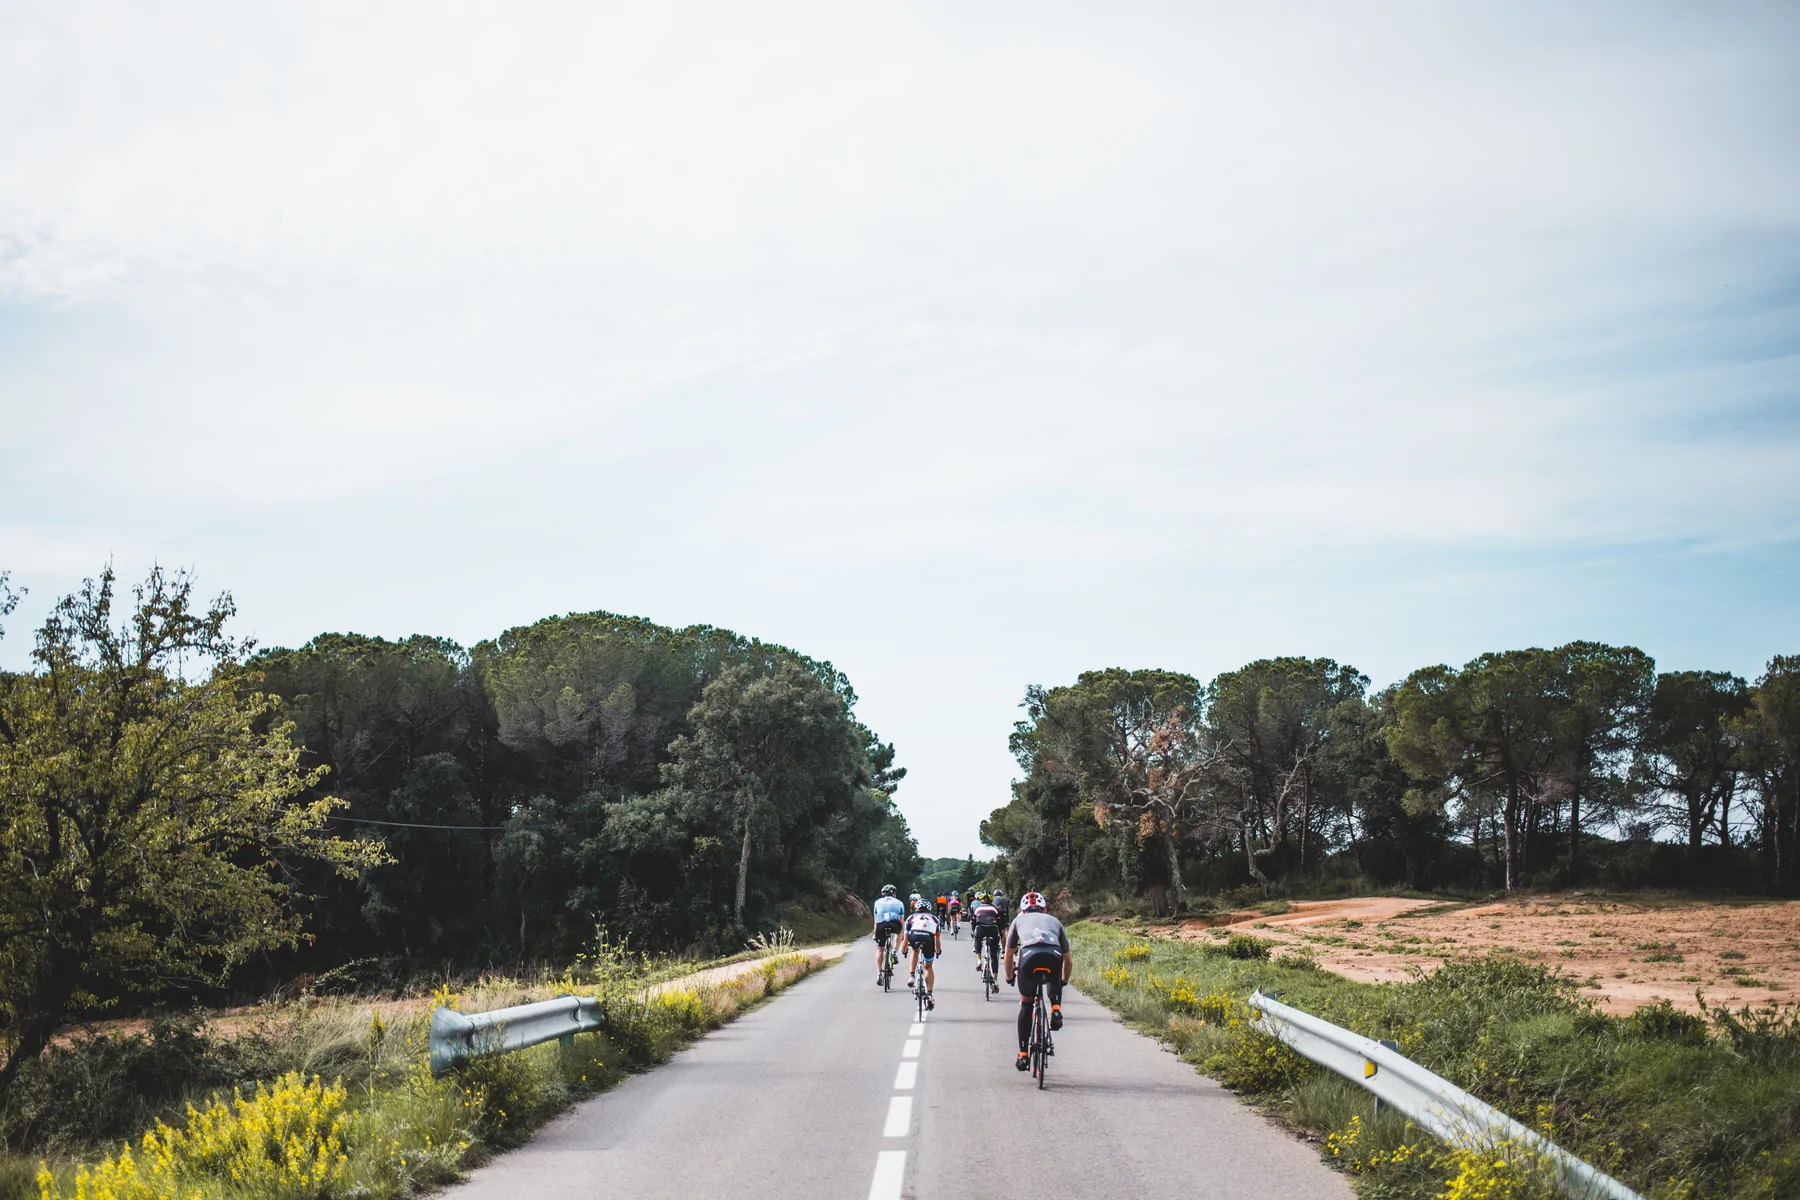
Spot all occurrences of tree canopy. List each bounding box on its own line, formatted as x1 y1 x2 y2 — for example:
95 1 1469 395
988 644 1800 907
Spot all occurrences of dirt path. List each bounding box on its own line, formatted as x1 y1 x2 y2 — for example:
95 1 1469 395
1135 896 1800 1013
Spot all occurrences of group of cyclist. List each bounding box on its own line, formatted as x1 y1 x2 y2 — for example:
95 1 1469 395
870 882 1068 1072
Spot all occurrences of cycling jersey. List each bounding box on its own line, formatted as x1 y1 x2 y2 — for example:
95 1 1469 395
905 912 941 938
971 902 999 926
872 895 906 923
1006 912 1070 954
947 898 961 911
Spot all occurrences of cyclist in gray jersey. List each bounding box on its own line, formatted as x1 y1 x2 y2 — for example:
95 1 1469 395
1004 891 1071 1071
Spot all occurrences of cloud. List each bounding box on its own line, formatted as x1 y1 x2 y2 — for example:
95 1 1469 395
2 1 1797 853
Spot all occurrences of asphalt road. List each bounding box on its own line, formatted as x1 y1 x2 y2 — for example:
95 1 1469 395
444 931 1352 1200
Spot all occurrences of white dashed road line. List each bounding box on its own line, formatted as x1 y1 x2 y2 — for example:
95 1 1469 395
868 1010 923 1199
882 1096 913 1137
867 1150 906 1200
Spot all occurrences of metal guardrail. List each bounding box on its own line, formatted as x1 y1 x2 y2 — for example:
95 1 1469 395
429 994 605 1075
1248 989 1643 1200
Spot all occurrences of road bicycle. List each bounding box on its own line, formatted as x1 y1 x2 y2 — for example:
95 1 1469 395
949 913 960 939
880 933 899 992
980 944 996 1000
913 955 932 1023
1025 964 1056 1088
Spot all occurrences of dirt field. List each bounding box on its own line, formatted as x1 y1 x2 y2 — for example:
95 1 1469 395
1133 895 1800 1013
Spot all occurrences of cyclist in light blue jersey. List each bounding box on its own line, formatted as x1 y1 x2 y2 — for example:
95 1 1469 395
872 884 906 984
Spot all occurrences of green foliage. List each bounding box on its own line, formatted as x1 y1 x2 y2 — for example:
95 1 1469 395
0 1018 282 1157
253 606 919 969
1073 921 1800 1200
0 567 385 1104
1623 1000 1708 1045
1224 933 1272 960
988 642 1800 909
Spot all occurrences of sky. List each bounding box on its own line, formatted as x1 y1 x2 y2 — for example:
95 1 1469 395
2 2 1797 858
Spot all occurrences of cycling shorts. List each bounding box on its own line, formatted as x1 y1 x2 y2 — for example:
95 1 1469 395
874 919 902 943
906 932 937 961
1016 948 1064 998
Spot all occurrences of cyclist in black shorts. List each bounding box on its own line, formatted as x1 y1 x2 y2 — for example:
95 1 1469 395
1004 891 1071 1071
904 899 942 1009
969 891 1002 978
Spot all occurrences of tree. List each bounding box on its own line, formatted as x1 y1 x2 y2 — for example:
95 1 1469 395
1638 670 1748 855
1200 658 1368 890
0 567 384 1102
1321 690 1448 889
1735 657 1800 886
1390 651 1558 893
1005 670 1203 914
662 662 865 927
1547 643 1654 884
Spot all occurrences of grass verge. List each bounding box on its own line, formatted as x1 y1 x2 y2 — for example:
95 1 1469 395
1072 921 1800 1200
4 948 829 1200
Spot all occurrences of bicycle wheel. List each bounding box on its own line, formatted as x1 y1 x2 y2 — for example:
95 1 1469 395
1034 997 1049 1089
882 940 892 991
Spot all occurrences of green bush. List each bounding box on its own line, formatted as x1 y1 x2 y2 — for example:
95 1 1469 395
1623 1000 1709 1046
1224 933 1272 960
0 1017 282 1157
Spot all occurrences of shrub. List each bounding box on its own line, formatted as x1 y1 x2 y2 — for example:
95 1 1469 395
0 1018 282 1157
1622 1000 1708 1046
1224 934 1272 961
38 1072 351 1200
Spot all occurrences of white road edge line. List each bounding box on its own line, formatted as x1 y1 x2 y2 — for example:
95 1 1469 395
868 1150 905 1200
902 1038 922 1058
893 1061 917 1089
883 1095 913 1137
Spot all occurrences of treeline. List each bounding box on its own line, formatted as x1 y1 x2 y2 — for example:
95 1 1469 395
983 646 1800 910
255 611 920 973
0 566 918 1096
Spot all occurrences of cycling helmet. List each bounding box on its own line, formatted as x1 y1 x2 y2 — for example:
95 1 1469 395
881 883 897 897
951 890 959 898
913 899 930 912
1020 891 1048 912
979 891 992 903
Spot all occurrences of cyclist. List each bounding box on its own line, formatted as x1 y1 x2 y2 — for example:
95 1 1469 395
904 898 942 1010
1004 891 1071 1071
970 891 1002 979
992 886 1010 927
946 890 962 934
871 884 906 985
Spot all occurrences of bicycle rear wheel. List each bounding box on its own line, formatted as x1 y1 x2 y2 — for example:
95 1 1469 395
1032 997 1048 1088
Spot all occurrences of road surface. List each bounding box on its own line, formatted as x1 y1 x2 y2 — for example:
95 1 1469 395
444 931 1352 1200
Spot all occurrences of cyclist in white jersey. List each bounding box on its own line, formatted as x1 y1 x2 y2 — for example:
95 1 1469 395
903 900 942 1009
